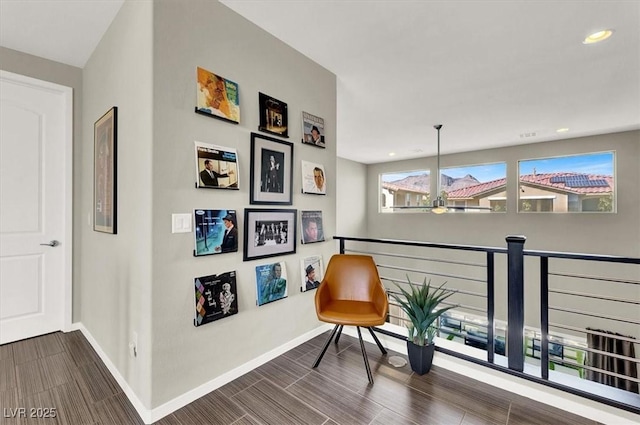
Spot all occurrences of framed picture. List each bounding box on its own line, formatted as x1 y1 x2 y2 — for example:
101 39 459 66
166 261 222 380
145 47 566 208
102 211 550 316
243 208 297 261
258 92 288 137
300 210 325 244
194 141 239 189
250 132 293 205
194 271 238 326
300 255 324 292
301 160 326 195
94 106 117 234
193 209 238 256
301 111 325 148
195 66 240 124
255 262 288 306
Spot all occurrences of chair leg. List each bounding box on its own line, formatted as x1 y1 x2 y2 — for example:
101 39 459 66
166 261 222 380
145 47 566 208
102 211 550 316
367 327 387 355
334 325 344 344
313 325 339 369
356 326 374 384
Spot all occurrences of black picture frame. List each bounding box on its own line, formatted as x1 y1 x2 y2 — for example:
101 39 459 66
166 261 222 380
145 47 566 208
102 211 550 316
258 92 288 138
94 106 117 234
243 208 297 261
250 132 294 205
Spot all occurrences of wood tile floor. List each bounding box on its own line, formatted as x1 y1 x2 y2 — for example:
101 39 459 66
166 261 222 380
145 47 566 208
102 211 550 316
0 330 599 425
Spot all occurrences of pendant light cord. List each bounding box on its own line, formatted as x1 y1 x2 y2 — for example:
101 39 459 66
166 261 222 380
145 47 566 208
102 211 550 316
434 124 442 200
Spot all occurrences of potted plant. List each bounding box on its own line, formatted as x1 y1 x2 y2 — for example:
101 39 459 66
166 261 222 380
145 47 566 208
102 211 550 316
391 276 456 375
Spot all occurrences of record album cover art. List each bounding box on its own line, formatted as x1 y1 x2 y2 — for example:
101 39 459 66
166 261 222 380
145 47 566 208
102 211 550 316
300 255 323 292
300 210 325 244
194 209 238 256
255 262 288 306
196 67 240 124
194 271 238 326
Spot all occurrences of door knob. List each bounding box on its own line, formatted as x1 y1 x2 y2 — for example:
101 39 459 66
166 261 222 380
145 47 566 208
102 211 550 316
40 240 60 247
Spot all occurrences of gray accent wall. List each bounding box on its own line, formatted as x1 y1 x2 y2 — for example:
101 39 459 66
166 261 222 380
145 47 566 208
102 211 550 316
337 157 367 237
367 130 639 252
81 0 154 408
0 46 83 320
4 0 337 411
366 130 640 336
150 0 336 407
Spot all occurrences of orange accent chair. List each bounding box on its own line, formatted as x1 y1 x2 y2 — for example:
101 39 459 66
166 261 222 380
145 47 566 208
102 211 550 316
312 254 389 383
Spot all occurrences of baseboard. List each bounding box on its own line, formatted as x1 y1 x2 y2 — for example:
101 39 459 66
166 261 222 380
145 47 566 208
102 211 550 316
73 323 153 424
68 322 82 332
340 325 640 425
72 322 332 424
149 324 331 423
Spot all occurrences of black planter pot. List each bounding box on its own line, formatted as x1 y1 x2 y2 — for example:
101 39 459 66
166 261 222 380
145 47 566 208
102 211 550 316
407 341 435 375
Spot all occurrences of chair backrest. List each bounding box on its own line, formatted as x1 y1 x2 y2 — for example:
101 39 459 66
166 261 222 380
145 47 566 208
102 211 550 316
321 254 383 302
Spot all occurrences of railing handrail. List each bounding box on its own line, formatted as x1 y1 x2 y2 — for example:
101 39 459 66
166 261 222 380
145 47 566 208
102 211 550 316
334 235 640 264
523 248 640 263
334 235 508 253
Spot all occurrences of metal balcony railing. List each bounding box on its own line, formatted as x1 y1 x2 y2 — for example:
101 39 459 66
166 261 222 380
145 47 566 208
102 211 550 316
334 235 640 415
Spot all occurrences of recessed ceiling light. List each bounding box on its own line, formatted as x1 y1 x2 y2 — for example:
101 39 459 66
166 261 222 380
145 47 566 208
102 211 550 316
556 128 569 133
583 29 613 44
388 152 396 156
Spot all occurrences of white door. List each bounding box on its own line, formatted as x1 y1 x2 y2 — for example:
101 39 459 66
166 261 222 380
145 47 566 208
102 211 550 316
0 71 72 344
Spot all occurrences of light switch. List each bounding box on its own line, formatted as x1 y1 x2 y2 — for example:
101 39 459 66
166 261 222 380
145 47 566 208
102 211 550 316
172 213 192 233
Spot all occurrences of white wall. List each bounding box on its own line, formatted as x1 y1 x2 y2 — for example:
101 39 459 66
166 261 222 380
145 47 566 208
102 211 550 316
337 157 368 237
81 0 154 408
150 0 337 407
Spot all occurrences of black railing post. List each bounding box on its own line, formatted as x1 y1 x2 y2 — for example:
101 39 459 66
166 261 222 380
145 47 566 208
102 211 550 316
540 256 549 380
487 252 495 364
506 235 526 372
339 238 345 254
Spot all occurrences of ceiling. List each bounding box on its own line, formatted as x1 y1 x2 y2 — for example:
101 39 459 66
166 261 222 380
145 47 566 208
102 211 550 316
0 0 124 68
2 1 638 164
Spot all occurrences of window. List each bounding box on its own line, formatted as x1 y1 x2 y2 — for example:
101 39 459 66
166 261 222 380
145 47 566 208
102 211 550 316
440 162 507 212
380 170 430 213
518 152 615 213
489 198 507 212
519 197 554 212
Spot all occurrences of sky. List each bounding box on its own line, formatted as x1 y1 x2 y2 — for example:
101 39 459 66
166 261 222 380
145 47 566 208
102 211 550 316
519 152 614 176
441 162 507 182
381 162 507 183
381 152 614 184
381 170 429 182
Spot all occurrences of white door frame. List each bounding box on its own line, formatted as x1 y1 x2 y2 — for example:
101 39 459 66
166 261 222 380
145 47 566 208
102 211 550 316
0 70 74 334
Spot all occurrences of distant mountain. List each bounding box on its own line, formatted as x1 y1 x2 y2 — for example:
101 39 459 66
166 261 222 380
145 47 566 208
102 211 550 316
387 173 480 193
444 174 481 192
389 174 429 192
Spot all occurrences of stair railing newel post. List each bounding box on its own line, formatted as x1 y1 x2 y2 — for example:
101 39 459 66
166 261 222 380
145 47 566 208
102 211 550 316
506 235 527 372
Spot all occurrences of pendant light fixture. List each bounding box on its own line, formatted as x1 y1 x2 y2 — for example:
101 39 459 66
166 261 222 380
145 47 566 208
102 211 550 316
431 124 448 214
388 124 491 213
